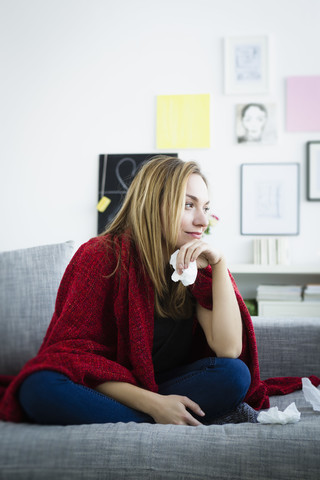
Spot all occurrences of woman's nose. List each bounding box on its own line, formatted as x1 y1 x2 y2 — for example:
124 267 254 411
194 209 209 227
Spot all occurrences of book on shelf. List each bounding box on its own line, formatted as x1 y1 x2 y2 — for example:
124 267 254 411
253 238 289 265
304 284 320 302
258 300 320 317
256 284 303 302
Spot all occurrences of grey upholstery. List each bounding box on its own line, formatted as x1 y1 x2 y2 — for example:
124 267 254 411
0 241 74 375
253 316 320 379
0 242 319 480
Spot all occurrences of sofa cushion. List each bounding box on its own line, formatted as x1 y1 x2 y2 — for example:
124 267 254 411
0 390 319 480
253 317 320 379
0 241 74 375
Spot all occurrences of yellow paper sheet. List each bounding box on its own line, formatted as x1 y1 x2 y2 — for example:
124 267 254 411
97 196 111 213
157 94 210 149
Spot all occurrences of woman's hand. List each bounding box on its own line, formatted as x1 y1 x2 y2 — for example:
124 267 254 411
96 382 204 426
151 394 205 426
175 239 223 274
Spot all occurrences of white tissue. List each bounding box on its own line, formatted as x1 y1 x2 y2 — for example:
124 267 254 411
302 377 320 412
257 402 301 425
169 250 198 287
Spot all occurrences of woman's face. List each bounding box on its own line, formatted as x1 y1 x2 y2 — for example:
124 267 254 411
175 174 210 249
242 105 267 140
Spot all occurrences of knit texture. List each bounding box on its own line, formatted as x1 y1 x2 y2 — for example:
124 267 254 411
211 402 259 425
1 234 319 422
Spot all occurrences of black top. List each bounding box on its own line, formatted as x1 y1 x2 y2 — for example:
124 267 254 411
152 314 194 379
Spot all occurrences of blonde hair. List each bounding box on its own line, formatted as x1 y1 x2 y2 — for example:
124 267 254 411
101 155 208 319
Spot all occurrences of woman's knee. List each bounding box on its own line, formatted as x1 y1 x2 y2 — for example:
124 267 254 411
18 370 69 421
186 357 251 418
19 370 67 398
216 357 251 400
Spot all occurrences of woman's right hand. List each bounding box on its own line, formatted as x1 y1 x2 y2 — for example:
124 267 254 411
150 394 205 426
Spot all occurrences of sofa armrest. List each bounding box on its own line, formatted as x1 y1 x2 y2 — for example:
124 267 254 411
252 317 320 380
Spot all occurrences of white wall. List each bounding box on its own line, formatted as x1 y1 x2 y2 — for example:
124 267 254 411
1 0 320 265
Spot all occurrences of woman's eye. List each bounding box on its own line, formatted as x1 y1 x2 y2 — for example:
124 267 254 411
204 207 210 213
185 202 194 209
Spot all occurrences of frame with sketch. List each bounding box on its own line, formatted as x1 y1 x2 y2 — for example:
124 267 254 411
307 141 320 201
241 163 300 235
236 103 277 145
224 36 269 95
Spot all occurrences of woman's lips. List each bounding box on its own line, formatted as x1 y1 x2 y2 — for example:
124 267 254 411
186 232 203 239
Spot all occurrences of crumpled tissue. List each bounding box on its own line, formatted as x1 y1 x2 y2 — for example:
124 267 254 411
302 377 320 411
257 402 301 425
169 250 198 286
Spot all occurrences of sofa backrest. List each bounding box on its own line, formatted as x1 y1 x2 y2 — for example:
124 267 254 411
0 241 74 375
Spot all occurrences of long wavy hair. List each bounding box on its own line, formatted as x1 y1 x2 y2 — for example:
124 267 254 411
101 155 208 319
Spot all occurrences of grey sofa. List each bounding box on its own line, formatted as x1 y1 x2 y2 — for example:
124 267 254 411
0 241 320 480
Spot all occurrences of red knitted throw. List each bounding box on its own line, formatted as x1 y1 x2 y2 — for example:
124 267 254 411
0 235 319 422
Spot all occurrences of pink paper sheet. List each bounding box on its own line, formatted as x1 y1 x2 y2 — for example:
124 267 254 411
286 76 320 131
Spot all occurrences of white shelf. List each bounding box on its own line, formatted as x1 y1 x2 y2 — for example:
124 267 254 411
229 264 320 300
229 264 320 274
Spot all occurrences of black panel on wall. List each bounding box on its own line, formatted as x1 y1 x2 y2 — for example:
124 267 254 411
97 153 178 234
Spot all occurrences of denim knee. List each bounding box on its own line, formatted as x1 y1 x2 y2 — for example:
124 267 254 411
216 357 251 403
18 370 60 421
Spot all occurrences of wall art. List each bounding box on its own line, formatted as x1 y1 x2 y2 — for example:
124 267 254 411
156 94 210 149
241 163 300 235
286 76 320 131
307 141 320 200
236 103 277 145
97 153 178 234
224 36 269 94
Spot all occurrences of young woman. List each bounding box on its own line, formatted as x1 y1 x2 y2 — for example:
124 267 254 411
1 155 314 425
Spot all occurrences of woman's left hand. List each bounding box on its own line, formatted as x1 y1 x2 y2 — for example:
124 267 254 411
175 240 223 275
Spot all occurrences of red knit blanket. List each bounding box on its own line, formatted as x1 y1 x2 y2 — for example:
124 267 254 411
1 235 319 422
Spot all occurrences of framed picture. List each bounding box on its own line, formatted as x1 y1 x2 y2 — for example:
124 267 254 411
236 103 277 145
241 163 300 235
307 141 320 200
224 36 269 94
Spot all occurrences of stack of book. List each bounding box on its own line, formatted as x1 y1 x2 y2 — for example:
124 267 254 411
253 238 289 265
257 284 303 302
304 284 320 302
257 284 320 317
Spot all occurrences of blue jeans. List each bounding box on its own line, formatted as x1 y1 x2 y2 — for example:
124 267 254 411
19 357 251 425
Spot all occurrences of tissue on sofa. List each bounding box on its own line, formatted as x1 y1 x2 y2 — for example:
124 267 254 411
302 377 320 412
257 402 301 425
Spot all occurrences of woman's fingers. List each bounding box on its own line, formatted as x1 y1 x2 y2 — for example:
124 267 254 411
176 240 201 272
180 395 206 418
185 413 203 426
176 396 204 426
175 240 222 272
152 395 204 426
